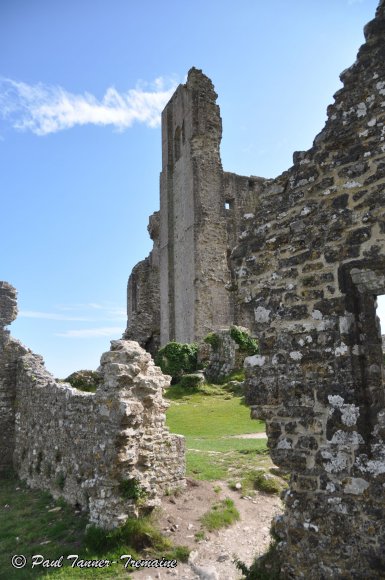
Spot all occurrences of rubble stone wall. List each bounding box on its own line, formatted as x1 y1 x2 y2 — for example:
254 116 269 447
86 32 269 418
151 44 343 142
233 2 385 576
0 284 185 529
125 211 161 356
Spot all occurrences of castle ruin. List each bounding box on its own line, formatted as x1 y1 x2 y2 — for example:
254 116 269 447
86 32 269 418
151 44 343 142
1 0 385 575
126 1 385 576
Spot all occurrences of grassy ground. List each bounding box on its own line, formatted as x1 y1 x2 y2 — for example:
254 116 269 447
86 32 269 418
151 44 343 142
165 384 272 482
0 476 185 579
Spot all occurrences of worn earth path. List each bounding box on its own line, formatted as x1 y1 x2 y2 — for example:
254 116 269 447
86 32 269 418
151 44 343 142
137 478 283 580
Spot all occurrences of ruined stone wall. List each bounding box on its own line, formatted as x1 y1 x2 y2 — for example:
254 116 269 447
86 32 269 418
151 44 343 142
1 284 185 529
200 328 249 383
0 282 29 475
233 2 385 576
125 212 160 356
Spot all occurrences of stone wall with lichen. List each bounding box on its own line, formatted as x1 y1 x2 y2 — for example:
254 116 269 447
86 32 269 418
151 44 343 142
124 211 161 356
233 2 385 576
0 282 29 475
0 283 185 529
200 327 256 383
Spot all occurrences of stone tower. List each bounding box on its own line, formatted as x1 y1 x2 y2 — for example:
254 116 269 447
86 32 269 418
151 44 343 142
125 68 265 350
159 68 232 344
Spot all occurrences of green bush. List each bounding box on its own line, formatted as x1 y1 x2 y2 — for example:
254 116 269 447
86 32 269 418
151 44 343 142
179 373 204 389
230 326 259 356
155 342 199 381
64 369 102 392
85 517 189 563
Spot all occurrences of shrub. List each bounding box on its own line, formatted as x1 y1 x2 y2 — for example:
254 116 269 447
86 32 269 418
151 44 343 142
64 370 102 392
155 342 199 381
85 517 189 563
179 373 204 389
230 326 259 356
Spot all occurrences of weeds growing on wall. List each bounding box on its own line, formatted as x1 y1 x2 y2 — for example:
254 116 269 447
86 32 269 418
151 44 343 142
119 478 147 504
230 326 259 356
204 331 221 351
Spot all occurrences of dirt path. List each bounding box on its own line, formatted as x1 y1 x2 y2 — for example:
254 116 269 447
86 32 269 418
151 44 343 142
138 478 282 580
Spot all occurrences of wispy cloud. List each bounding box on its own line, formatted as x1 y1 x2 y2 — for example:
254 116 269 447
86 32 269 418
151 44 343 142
19 310 92 321
55 327 123 338
0 76 178 136
56 302 126 321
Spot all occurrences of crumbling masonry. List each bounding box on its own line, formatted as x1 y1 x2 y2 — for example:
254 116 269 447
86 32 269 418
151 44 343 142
0 282 185 529
127 1 385 577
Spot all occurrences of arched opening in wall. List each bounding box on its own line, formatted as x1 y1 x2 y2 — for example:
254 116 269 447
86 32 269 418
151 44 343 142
174 126 181 162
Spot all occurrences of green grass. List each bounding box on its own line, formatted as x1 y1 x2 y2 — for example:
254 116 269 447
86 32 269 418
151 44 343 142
200 498 240 532
229 469 287 495
0 475 188 579
0 475 88 579
165 385 270 481
165 388 265 437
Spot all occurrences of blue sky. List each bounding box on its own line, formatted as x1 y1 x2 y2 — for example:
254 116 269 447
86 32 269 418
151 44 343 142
0 0 382 378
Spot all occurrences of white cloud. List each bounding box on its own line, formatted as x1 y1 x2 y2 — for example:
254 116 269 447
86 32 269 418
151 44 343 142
19 310 92 321
55 327 123 338
56 302 126 321
0 76 178 135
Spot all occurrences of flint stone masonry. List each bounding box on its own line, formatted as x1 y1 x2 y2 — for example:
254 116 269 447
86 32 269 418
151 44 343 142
0 284 185 529
233 2 385 577
127 1 385 576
